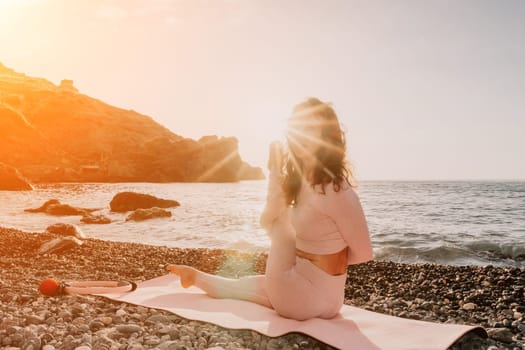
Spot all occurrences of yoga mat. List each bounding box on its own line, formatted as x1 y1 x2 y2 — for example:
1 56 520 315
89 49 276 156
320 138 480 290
99 274 486 350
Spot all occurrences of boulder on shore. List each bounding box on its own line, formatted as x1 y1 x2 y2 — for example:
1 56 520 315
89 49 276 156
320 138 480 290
45 223 86 239
38 236 83 254
25 199 99 216
110 192 180 213
0 163 33 191
126 207 172 221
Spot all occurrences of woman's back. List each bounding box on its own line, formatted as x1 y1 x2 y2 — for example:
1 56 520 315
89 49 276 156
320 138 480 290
292 181 373 265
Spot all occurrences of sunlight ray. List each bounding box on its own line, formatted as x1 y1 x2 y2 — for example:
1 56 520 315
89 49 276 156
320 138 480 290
196 149 240 182
284 142 304 177
286 126 343 155
286 135 336 180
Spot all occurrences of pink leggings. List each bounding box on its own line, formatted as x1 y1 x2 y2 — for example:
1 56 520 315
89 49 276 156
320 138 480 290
191 215 347 320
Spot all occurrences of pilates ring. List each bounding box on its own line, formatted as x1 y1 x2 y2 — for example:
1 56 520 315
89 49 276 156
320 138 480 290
62 280 137 295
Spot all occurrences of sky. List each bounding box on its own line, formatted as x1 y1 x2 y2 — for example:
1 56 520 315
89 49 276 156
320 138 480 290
1 0 524 180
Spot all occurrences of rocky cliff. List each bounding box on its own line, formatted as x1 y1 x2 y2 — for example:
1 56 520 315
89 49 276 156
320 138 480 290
0 62 264 183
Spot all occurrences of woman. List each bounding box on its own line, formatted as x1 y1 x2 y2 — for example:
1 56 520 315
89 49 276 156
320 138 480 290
167 97 372 320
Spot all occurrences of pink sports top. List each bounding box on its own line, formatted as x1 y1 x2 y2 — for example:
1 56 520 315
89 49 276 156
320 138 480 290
291 180 372 265
259 170 373 265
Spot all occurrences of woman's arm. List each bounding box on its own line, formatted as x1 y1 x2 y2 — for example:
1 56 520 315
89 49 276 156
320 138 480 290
259 169 287 231
326 186 373 265
259 141 287 232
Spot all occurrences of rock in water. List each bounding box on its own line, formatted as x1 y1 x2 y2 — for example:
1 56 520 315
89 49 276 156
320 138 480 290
126 207 172 221
38 237 83 254
45 223 86 239
45 204 92 216
110 192 180 213
81 214 111 224
25 199 99 216
0 162 33 191
25 199 60 213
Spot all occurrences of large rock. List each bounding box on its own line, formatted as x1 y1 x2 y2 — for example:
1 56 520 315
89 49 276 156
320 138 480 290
126 207 172 222
38 237 83 254
45 223 86 239
0 163 33 191
0 62 264 183
25 199 99 216
110 192 180 213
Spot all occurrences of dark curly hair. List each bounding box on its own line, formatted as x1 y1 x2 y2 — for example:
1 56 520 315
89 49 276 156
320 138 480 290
282 97 357 205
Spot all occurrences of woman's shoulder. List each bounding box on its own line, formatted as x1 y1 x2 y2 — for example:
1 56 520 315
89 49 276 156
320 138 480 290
316 181 360 206
320 180 354 194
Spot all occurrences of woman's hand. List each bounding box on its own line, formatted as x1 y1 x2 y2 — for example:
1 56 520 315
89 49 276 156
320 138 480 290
267 140 283 172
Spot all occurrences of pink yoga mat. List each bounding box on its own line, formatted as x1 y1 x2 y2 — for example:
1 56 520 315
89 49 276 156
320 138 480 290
100 274 486 350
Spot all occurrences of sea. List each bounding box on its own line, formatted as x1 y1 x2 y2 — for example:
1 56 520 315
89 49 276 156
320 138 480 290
0 180 524 268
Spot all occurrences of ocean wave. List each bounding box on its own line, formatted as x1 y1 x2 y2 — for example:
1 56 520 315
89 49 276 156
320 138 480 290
464 241 525 259
374 246 474 264
374 242 525 268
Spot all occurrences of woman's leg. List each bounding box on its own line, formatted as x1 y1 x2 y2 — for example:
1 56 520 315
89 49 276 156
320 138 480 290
165 211 298 313
165 210 294 309
263 210 344 320
265 209 297 276
166 265 272 308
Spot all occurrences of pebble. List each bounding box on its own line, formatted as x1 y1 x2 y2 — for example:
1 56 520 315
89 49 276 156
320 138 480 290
59 311 73 322
462 303 477 311
501 309 514 318
112 315 124 324
99 316 113 325
25 315 44 325
116 324 143 334
168 329 180 340
146 314 171 324
115 309 127 317
46 316 57 325
6 325 21 335
89 320 105 332
488 327 514 343
71 303 85 316
144 336 161 346
21 337 42 350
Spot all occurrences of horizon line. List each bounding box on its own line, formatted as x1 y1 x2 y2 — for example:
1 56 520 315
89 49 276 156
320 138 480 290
255 174 525 182
357 178 525 182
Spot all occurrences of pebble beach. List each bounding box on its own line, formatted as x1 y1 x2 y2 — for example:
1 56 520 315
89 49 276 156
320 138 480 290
1 227 523 350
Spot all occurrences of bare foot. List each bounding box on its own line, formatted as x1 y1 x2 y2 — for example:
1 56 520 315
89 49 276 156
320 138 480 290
165 264 197 288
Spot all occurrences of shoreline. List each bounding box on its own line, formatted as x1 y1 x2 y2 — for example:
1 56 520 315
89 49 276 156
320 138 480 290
1 227 523 349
